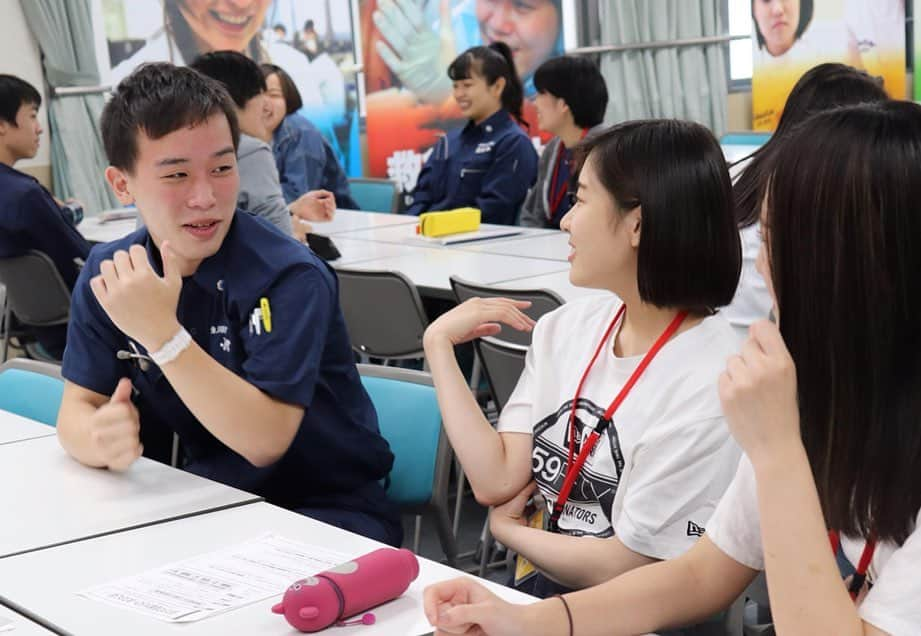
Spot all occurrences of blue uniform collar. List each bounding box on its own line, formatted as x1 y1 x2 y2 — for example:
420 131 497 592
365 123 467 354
463 109 512 136
0 161 35 183
141 212 236 294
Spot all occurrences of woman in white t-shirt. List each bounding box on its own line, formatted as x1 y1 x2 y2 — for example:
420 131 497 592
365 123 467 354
422 120 743 599
724 63 888 340
422 102 921 636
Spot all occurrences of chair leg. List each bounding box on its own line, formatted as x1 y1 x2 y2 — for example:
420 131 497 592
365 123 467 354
453 457 466 537
1 302 11 363
478 517 494 578
433 504 459 568
412 515 422 554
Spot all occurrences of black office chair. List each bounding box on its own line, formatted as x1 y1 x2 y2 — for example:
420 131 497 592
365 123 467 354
0 251 71 362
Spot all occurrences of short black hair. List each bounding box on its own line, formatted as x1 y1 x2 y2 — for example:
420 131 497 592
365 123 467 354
273 23 286 34
575 120 741 314
533 56 608 128
189 50 267 110
100 62 240 173
304 19 315 31
261 63 303 115
752 0 813 50
0 74 41 126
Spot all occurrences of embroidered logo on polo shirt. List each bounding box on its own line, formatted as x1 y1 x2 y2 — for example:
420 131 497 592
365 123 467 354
686 521 705 537
220 337 231 352
474 141 495 154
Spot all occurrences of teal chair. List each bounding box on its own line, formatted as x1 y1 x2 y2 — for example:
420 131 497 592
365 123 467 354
358 364 458 565
719 132 772 146
347 178 400 213
0 358 64 426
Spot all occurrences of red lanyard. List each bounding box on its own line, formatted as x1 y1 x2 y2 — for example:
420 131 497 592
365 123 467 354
829 530 877 601
548 305 689 530
546 129 588 220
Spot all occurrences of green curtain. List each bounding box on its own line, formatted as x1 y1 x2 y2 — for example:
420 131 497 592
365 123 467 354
19 0 118 215
599 0 728 135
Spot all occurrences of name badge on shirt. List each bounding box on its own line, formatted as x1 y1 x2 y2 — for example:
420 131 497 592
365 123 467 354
474 141 495 154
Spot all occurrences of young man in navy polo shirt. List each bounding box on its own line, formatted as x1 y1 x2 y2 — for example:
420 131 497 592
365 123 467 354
0 74 90 358
56 63 402 546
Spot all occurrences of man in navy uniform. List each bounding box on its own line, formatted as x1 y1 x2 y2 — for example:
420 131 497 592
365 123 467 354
0 74 90 358
56 63 401 546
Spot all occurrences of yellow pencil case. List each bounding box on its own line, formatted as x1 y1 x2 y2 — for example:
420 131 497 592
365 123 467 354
417 208 481 237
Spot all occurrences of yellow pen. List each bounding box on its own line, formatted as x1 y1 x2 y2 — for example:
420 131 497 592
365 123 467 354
260 297 272 333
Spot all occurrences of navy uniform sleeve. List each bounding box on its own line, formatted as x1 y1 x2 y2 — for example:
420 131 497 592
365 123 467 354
17 188 90 288
61 251 127 396
406 137 444 216
238 264 335 407
277 126 326 203
475 134 539 225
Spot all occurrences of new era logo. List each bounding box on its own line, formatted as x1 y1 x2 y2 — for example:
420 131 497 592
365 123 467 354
687 521 705 537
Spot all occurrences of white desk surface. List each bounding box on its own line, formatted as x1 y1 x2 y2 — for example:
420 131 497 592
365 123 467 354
454 230 570 261
78 216 137 244
333 220 539 246
0 411 56 446
0 436 261 558
0 605 53 635
310 209 418 236
721 144 760 165
328 236 416 266
491 270 615 304
0 502 534 636
342 248 567 295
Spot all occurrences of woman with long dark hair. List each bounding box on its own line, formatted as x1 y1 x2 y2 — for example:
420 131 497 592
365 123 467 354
423 101 921 636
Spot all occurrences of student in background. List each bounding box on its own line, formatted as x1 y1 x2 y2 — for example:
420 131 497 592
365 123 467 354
406 43 538 225
261 63 356 213
189 51 293 238
422 120 742 600
56 63 402 547
519 56 608 230
0 74 90 359
423 101 921 636
723 63 888 339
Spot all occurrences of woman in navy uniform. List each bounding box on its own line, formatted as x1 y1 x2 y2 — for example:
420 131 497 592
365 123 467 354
56 63 401 547
406 42 538 225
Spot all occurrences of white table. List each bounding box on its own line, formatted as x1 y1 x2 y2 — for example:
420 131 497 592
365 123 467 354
0 411 56 446
342 248 568 299
328 236 416 266
332 220 538 246
78 216 138 243
0 605 53 635
0 502 534 636
0 436 261 558
489 270 614 304
721 143 761 165
455 231 570 261
310 209 418 236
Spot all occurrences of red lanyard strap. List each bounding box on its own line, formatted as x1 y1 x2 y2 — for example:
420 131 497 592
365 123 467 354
829 529 877 601
546 128 588 220
548 307 688 530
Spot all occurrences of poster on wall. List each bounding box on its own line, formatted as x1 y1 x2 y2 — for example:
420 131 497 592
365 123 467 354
751 0 905 131
359 0 570 198
98 0 363 175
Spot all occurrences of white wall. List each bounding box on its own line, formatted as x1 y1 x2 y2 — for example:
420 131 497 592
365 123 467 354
0 0 49 170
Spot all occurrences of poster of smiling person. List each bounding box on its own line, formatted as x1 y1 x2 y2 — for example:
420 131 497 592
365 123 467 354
751 0 905 131
99 0 361 174
359 0 568 194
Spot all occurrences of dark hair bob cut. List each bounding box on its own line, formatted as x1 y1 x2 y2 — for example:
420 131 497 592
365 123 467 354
0 74 41 126
752 0 813 50
534 56 608 129
763 101 921 545
574 120 741 315
261 63 303 115
101 62 240 174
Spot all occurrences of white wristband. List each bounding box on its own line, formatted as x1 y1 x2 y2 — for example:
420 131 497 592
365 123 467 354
149 327 192 367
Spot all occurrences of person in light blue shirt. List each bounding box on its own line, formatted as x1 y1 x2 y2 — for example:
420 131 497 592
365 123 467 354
406 42 538 225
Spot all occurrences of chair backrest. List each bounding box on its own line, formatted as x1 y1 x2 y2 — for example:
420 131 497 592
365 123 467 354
358 364 450 510
719 132 771 146
450 276 564 346
0 251 71 326
0 358 65 426
475 337 528 412
347 178 399 213
338 268 428 359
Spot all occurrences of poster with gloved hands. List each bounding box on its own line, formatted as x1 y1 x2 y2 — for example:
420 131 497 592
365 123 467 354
97 0 363 176
359 0 568 199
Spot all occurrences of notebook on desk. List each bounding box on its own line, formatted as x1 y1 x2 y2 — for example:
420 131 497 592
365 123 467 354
405 226 523 246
